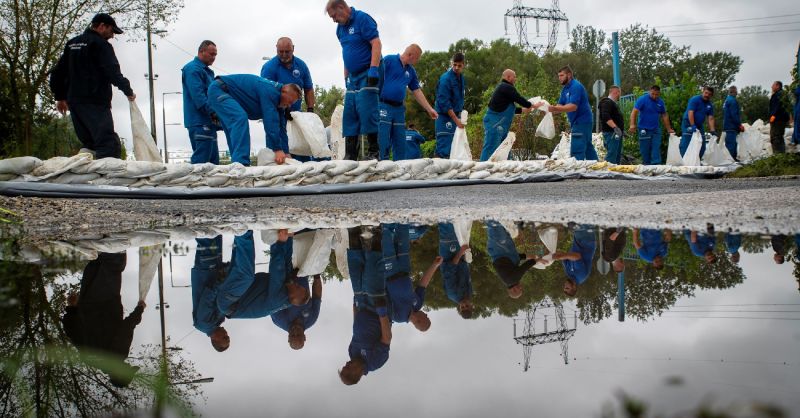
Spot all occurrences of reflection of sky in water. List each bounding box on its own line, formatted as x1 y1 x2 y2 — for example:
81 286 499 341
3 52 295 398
9 223 800 416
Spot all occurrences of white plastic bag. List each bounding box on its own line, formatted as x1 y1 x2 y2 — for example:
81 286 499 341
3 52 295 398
452 219 473 263
530 97 556 139
329 105 345 160
488 131 516 162
130 101 162 162
450 110 472 161
702 133 735 166
533 226 558 269
257 148 301 166
682 131 704 166
666 133 683 166
333 228 350 280
138 245 161 301
550 132 572 160
293 230 335 277
287 111 333 158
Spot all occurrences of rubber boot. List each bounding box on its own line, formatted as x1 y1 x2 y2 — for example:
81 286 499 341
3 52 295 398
365 133 379 160
344 136 359 161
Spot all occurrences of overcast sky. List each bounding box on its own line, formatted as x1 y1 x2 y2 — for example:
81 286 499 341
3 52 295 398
102 0 800 154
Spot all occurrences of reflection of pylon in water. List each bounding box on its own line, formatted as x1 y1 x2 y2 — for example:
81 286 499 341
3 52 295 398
513 297 577 371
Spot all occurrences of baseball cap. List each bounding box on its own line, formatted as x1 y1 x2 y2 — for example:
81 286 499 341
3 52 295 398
91 13 123 34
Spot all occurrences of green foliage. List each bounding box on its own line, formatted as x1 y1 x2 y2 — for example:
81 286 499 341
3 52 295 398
738 85 770 124
616 24 692 93
725 153 800 178
313 84 345 126
570 25 609 57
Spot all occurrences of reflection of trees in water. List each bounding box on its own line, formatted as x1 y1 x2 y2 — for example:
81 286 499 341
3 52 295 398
0 256 203 417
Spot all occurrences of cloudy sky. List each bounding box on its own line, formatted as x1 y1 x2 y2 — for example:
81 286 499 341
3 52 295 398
102 0 800 155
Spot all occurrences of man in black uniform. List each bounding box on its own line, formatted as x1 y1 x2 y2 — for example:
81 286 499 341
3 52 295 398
598 85 624 164
49 13 136 159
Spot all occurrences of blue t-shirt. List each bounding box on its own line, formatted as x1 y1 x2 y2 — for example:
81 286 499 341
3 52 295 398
724 233 741 254
685 231 716 257
386 277 426 323
558 79 593 125
336 7 380 75
434 69 465 115
634 93 667 130
561 227 596 284
349 309 390 374
722 95 741 131
380 54 419 103
270 277 321 331
637 229 668 262
682 95 715 129
260 56 313 112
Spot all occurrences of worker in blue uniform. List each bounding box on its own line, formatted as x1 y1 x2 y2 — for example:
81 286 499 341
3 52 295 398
724 232 741 264
404 123 427 159
434 52 467 158
271 275 322 350
793 85 800 146
382 223 441 331
182 40 226 164
680 86 717 158
485 220 537 298
632 228 671 270
260 37 318 162
629 85 676 165
191 235 230 352
206 74 301 166
555 225 597 296
438 222 473 319
480 69 533 161
378 44 437 161
685 229 717 264
339 225 391 385
534 65 597 160
327 0 382 160
216 230 310 321
722 86 744 160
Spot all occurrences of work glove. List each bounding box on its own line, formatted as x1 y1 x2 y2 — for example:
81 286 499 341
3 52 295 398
374 296 388 317
685 125 695 134
367 66 379 87
769 115 776 123
284 108 293 121
613 127 623 139
739 124 745 133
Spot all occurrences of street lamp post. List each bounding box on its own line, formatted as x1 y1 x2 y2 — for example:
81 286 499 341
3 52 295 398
161 91 182 163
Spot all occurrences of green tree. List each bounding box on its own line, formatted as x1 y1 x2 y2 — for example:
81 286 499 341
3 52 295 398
616 24 692 92
676 51 742 93
570 25 608 57
313 84 344 127
738 85 770 124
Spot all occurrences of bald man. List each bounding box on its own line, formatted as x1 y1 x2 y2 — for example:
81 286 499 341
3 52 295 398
378 44 437 160
480 69 532 161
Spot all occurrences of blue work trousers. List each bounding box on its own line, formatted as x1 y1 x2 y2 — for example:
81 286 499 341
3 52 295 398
216 231 256 316
486 221 519 264
434 115 457 158
207 82 252 166
381 223 411 278
343 70 379 137
724 130 738 160
189 125 219 164
480 105 516 161
637 128 662 165
570 122 598 161
378 103 407 161
602 131 622 164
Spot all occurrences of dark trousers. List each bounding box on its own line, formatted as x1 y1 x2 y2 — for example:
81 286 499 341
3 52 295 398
69 103 122 159
770 120 787 154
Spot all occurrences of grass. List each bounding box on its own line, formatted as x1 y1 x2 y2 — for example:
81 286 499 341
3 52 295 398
725 153 800 178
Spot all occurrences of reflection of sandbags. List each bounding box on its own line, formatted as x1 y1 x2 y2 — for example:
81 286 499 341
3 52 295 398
499 220 519 239
682 131 703 166
0 157 42 175
138 245 161 301
287 111 333 158
452 219 473 263
293 230 334 277
450 110 471 161
530 97 556 139
329 105 345 160
533 226 558 270
333 228 350 280
488 132 516 162
666 133 683 166
130 101 162 162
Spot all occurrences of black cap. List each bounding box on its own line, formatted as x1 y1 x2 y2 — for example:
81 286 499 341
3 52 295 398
91 13 123 34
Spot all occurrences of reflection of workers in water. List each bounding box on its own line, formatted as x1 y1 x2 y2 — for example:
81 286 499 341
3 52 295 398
771 235 788 265
62 252 144 387
271 275 322 350
340 226 391 385
554 225 597 297
485 220 537 299
191 235 229 352
633 228 672 270
382 223 440 331
685 230 717 264
725 232 742 264
601 227 627 273
438 222 473 319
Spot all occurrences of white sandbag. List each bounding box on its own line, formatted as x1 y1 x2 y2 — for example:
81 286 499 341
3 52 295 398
333 229 350 280
666 133 683 166
27 154 91 180
530 97 556 139
452 219 473 263
538 227 558 254
702 134 735 166
450 110 472 161
295 230 335 277
325 160 359 176
147 163 194 183
682 131 703 166
287 111 333 158
0 157 42 175
329 105 346 160
138 245 161 301
130 101 162 163
50 172 101 184
256 147 301 166
488 131 516 162
499 220 520 239
551 132 572 160
111 161 167 178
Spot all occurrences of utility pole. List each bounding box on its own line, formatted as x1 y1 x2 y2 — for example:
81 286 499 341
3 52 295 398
504 0 569 55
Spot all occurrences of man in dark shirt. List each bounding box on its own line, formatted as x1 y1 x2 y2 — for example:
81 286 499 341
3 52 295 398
601 228 627 273
62 252 144 387
49 13 135 159
771 234 787 264
480 69 532 161
598 86 624 164
769 81 790 154
485 220 537 298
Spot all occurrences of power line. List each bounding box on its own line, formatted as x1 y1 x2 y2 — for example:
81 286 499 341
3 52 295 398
664 310 800 313
672 304 800 307
653 13 800 29
660 20 800 34
658 316 800 320
669 28 800 38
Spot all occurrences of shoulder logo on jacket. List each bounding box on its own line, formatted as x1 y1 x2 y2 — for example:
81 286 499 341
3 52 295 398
348 26 355 35
292 69 301 79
